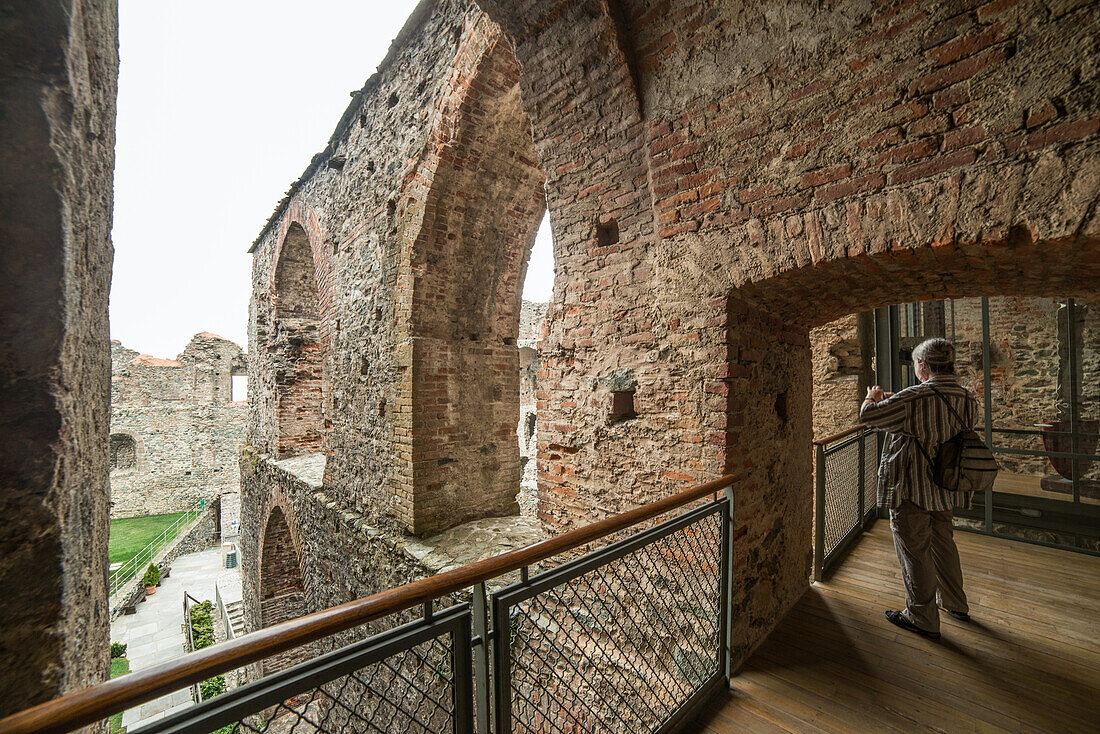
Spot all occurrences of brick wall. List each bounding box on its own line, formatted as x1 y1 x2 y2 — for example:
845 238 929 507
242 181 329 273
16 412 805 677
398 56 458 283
242 0 1100 677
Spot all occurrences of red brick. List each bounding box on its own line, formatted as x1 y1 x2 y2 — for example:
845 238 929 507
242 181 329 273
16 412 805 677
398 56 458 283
926 23 1003 67
878 138 938 166
1026 100 1058 129
944 125 987 150
799 163 851 189
814 173 886 202
907 45 1011 97
738 183 777 204
887 148 977 185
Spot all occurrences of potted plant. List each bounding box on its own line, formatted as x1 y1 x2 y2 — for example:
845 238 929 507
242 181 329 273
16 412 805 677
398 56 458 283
142 563 160 595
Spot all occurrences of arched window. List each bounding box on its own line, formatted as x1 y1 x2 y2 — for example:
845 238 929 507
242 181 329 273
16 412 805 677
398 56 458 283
273 223 324 457
110 434 137 471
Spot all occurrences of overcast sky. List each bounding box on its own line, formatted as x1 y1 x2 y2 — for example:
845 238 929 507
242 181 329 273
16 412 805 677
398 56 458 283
111 1 554 359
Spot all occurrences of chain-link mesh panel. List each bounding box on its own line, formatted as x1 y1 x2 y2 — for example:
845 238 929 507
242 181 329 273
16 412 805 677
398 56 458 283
823 437 862 558
235 634 456 734
502 509 723 734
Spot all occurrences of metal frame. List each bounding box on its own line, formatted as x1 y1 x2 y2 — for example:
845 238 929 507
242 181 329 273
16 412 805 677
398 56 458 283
876 296 1099 554
814 428 880 581
136 604 475 734
490 498 732 734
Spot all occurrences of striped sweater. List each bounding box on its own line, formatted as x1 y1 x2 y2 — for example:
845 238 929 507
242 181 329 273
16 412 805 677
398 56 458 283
859 374 979 511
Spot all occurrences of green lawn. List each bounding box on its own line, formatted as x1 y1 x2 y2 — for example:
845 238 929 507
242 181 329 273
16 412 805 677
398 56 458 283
108 657 130 734
108 512 189 566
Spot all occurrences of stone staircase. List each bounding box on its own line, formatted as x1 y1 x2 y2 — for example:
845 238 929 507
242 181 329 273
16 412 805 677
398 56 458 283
224 599 245 639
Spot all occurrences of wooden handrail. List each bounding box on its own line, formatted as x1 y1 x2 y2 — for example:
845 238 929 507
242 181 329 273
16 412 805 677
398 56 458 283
0 474 736 734
812 423 868 447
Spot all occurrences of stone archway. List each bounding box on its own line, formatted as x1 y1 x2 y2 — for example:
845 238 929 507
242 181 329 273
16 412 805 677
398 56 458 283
715 235 1100 661
258 505 307 672
401 30 548 536
272 222 326 458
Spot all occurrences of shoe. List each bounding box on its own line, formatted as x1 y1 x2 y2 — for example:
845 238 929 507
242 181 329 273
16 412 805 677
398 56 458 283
943 609 970 622
885 610 941 640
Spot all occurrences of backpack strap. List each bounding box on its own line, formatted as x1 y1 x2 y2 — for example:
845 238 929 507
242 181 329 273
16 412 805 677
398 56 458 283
928 386 969 430
911 387 967 474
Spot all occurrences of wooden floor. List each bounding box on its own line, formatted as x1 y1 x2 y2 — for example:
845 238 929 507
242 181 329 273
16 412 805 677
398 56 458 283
694 524 1100 733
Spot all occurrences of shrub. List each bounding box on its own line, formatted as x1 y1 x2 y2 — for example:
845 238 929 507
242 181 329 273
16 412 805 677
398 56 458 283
141 563 160 588
110 641 127 659
189 600 215 651
199 674 226 700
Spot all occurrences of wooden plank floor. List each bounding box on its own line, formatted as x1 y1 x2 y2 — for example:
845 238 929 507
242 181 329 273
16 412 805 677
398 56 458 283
693 524 1100 733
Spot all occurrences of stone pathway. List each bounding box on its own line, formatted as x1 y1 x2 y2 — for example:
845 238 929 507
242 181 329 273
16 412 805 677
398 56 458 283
111 547 241 730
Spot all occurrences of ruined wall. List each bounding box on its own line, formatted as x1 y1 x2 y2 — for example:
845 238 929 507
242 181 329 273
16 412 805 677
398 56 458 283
248 2 550 538
953 295 1100 480
477 0 1100 668
243 0 1100 679
810 314 865 439
518 300 547 515
110 333 247 517
0 0 117 713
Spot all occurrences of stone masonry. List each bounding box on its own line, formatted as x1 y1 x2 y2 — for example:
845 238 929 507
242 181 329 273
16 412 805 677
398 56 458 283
242 0 1100 678
0 0 118 715
0 0 1098 714
110 333 247 518
518 300 547 514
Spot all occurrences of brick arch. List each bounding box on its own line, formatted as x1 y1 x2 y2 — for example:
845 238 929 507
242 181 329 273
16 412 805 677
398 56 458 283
257 504 307 672
401 27 547 535
271 215 329 458
707 231 1100 663
737 233 1100 331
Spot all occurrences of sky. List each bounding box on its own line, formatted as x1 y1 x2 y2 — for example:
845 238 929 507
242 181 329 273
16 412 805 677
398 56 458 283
111 1 554 360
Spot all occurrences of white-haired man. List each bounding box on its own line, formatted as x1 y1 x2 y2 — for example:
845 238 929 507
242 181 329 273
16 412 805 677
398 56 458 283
861 337 978 640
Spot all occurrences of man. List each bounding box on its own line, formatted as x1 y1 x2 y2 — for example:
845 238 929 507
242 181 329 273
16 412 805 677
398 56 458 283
860 338 977 640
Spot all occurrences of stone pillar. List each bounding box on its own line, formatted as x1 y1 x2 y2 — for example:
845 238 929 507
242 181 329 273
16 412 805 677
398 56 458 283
0 0 118 715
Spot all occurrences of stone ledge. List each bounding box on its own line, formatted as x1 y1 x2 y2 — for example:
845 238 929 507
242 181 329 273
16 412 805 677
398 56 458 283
273 453 326 489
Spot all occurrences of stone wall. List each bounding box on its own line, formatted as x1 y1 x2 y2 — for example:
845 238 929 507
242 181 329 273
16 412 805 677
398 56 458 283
0 0 117 713
239 450 543 672
953 295 1100 480
110 333 247 518
242 0 1100 681
518 300 547 515
810 313 873 440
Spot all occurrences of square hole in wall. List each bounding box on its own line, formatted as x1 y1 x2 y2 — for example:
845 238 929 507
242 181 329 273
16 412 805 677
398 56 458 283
595 219 619 247
610 389 637 421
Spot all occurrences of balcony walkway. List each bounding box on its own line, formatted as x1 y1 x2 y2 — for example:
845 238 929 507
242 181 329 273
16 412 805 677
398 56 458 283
696 523 1100 733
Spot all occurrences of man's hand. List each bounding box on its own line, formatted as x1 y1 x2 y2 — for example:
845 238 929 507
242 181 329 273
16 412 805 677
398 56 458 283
866 385 886 402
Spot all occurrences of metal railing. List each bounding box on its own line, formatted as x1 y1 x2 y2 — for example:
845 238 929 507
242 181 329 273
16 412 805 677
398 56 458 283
0 475 736 734
215 582 235 642
813 425 880 581
109 499 206 598
182 592 203 703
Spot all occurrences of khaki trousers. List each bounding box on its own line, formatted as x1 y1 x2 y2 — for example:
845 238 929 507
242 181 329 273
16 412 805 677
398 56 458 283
889 500 968 634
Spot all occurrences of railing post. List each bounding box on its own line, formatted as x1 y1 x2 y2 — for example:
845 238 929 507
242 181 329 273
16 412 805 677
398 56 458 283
857 428 866 525
472 582 492 734
722 483 735 684
814 443 826 582
453 607 476 734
